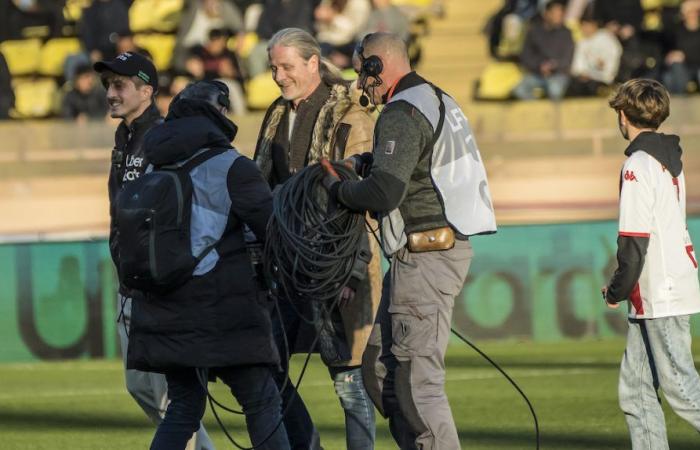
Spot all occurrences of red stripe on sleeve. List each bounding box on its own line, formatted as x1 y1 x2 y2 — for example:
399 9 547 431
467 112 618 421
619 231 651 238
630 283 644 315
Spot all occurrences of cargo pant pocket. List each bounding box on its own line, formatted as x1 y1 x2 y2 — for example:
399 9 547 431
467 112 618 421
388 303 438 358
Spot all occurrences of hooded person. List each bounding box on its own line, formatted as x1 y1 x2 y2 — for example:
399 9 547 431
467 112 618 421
125 80 291 450
603 78 700 450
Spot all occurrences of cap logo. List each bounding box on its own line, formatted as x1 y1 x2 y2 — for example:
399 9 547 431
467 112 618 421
137 70 150 83
116 52 132 61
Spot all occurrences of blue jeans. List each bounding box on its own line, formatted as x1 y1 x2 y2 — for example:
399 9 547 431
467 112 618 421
513 73 570 100
619 316 700 450
150 365 290 450
272 298 376 449
330 366 376 449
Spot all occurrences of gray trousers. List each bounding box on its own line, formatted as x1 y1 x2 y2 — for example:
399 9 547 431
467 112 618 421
362 240 473 450
619 316 700 450
117 295 216 450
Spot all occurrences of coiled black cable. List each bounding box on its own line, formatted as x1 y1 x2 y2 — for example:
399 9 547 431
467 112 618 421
202 162 366 449
264 162 366 309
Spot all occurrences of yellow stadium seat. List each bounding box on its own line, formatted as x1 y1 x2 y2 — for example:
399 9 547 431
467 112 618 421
63 0 91 22
246 71 280 110
129 0 184 33
0 39 42 76
39 38 82 77
230 32 259 60
134 34 176 71
11 78 59 119
341 68 357 81
393 0 434 7
476 62 523 100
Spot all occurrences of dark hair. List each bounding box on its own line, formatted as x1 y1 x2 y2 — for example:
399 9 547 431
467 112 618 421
74 63 93 78
608 79 670 129
208 28 231 40
544 0 566 11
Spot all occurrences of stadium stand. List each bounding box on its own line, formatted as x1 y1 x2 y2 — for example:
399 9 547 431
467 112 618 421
133 33 177 71
39 37 81 77
0 39 42 76
128 0 184 33
11 77 58 119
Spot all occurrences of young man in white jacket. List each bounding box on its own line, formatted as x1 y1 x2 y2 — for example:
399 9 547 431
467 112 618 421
603 78 700 449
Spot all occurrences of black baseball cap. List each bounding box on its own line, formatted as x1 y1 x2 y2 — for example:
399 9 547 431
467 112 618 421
94 52 158 91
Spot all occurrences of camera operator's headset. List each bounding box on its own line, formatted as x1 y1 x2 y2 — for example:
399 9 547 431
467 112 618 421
356 33 383 107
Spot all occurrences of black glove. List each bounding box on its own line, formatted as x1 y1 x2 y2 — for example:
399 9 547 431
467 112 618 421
345 152 373 178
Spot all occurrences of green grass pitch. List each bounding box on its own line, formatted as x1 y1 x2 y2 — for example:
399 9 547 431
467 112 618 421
2 338 699 449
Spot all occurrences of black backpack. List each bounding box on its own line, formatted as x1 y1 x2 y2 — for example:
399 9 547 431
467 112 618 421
114 148 227 293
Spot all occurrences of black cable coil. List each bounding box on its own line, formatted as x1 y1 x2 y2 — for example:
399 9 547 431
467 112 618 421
264 162 365 307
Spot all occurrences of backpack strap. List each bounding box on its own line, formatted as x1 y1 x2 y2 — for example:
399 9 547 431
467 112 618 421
179 147 229 172
161 147 232 265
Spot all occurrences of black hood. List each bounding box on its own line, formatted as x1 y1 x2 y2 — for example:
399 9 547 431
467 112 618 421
144 98 238 166
625 131 683 177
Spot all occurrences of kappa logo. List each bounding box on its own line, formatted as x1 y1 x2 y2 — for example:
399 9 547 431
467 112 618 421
624 170 638 182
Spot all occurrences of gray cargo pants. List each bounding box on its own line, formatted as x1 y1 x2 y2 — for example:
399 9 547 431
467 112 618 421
118 295 215 450
362 240 473 450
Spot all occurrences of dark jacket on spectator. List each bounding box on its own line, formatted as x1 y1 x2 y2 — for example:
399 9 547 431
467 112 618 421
671 23 700 71
256 0 320 40
0 53 14 119
60 85 108 120
81 0 130 60
519 17 574 75
127 98 278 372
594 0 644 29
172 1 243 73
2 0 65 40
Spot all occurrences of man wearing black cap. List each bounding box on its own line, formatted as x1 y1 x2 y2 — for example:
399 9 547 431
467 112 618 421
94 51 215 450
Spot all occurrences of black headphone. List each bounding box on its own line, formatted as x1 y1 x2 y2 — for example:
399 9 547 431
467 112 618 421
357 33 383 80
173 80 231 111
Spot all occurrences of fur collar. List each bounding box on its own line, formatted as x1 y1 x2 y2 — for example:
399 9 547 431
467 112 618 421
256 83 354 181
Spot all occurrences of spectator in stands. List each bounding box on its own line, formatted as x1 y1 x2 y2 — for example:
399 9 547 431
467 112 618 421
61 64 108 122
173 0 244 73
185 28 247 114
484 0 539 60
662 1 700 94
115 31 153 61
316 0 371 68
249 0 320 77
3 0 65 40
594 0 644 32
568 11 622 96
359 0 411 43
80 0 130 63
513 0 574 100
0 52 14 119
594 0 660 81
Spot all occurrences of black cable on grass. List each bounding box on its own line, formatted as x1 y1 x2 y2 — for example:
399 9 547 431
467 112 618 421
450 328 540 450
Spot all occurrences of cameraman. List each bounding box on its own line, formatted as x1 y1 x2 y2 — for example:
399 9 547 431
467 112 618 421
126 80 289 450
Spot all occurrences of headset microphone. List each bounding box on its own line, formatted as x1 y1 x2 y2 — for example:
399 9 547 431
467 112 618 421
359 94 369 107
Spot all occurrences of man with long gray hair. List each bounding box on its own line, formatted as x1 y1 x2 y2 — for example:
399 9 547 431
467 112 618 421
254 27 380 450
